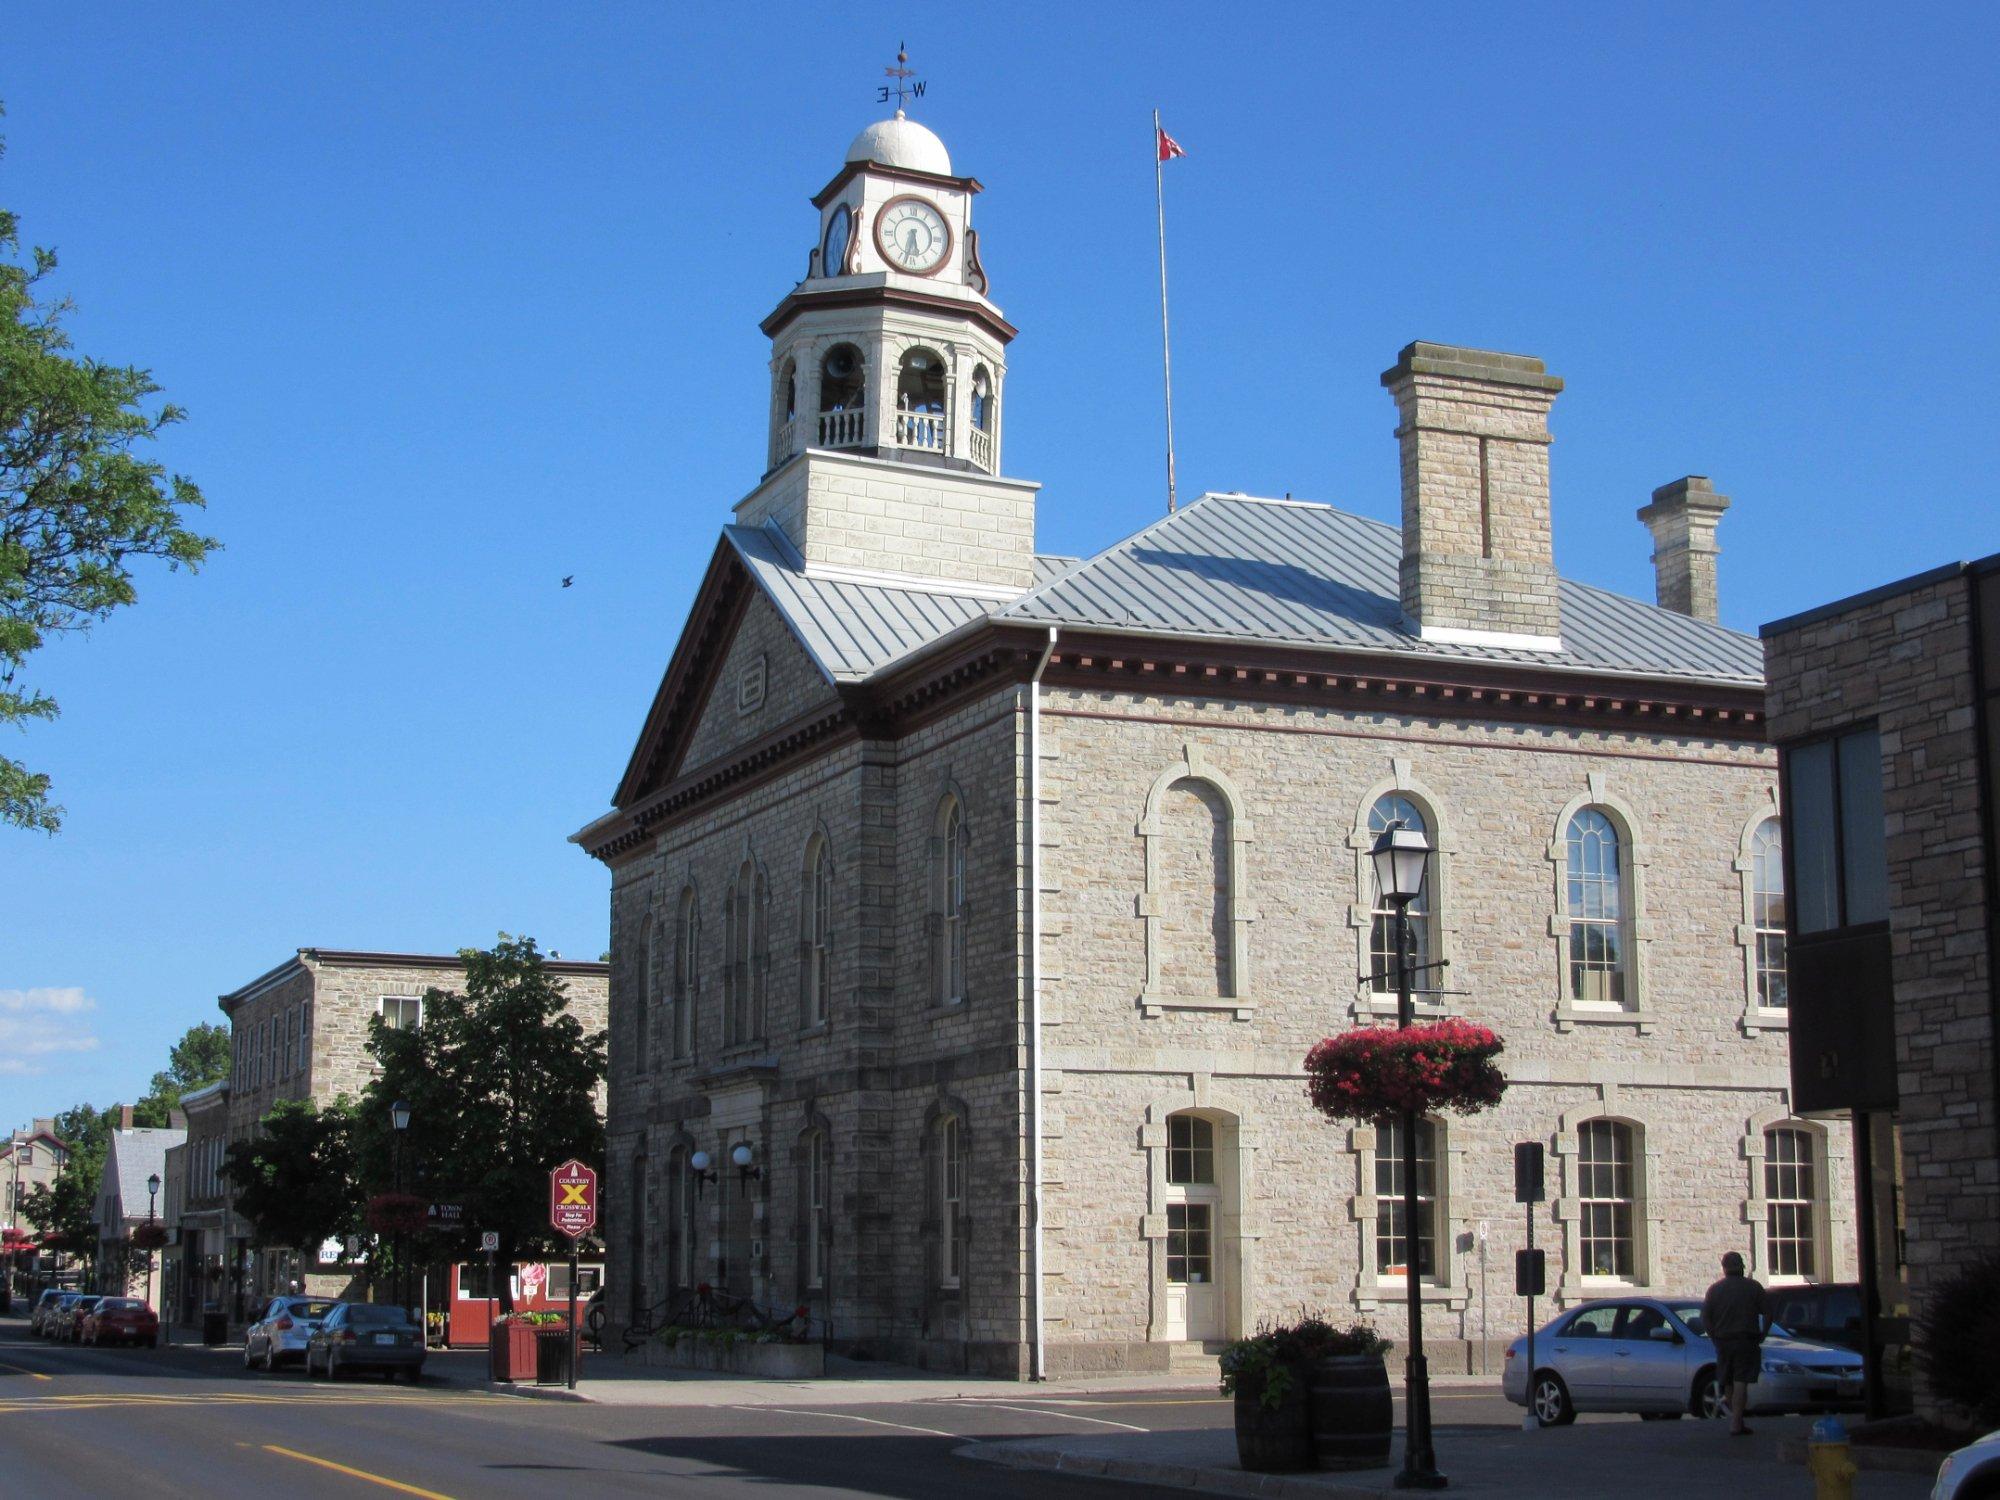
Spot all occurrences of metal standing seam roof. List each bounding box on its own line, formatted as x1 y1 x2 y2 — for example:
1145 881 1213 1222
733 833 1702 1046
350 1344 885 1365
998 495 1765 684
724 495 1764 690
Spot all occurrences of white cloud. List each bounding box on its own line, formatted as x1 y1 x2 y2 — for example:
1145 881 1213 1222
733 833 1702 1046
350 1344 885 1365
0 987 101 1075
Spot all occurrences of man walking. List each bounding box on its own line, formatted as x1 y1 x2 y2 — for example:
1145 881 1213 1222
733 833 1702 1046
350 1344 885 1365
1701 1250 1769 1435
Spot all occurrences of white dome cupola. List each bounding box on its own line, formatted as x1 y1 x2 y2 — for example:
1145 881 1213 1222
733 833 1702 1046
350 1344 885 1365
758 98 1014 485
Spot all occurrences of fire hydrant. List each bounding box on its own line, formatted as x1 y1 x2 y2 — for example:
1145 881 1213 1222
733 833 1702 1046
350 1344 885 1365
1806 1415 1856 1500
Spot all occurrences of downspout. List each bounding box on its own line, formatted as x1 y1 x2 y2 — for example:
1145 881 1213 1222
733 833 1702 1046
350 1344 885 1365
1027 625 1058 1381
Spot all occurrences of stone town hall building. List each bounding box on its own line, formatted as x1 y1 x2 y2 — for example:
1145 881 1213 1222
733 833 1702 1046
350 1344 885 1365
575 109 1848 1376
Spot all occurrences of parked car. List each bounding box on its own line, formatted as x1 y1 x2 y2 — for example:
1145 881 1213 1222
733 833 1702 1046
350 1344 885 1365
55 1294 102 1343
244 1296 338 1371
1767 1283 1866 1353
1501 1296 1864 1424
304 1303 425 1382
79 1297 158 1348
1934 1427 2000 1500
29 1288 69 1336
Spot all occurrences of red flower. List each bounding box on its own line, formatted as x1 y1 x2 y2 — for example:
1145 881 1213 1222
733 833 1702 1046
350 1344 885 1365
1304 1022 1507 1125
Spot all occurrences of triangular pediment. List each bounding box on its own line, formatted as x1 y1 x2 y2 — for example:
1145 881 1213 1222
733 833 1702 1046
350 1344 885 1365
611 538 841 810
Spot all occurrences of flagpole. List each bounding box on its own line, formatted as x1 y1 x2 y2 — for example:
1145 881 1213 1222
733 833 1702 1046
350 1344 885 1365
1153 108 1178 516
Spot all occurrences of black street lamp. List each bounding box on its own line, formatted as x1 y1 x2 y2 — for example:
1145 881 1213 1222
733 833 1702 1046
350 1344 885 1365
390 1100 412 1313
145 1172 161 1313
1370 818 1447 1491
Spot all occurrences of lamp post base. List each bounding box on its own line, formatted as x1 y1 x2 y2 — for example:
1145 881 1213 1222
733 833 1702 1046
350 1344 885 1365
1396 1351 1449 1489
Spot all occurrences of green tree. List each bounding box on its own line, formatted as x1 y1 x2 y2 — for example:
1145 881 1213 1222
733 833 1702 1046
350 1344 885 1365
18 1101 114 1251
360 935 607 1310
1 112 217 833
221 1097 364 1257
133 1021 230 1126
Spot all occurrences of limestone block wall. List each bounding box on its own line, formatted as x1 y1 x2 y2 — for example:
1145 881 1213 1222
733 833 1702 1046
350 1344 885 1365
1764 567 1998 1420
604 684 1031 1375
1034 686 1850 1371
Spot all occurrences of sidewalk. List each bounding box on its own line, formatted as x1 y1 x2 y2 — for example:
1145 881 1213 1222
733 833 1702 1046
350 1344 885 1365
965 1418 1939 1500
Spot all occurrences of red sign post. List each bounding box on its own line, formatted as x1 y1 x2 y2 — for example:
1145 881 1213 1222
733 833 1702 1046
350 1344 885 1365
548 1159 598 1390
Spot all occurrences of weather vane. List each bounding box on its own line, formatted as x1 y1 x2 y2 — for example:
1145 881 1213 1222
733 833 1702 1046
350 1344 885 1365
877 43 926 113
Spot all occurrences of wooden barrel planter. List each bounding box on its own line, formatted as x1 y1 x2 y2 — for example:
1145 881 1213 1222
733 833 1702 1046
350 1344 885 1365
1233 1368 1316 1474
1309 1352 1393 1469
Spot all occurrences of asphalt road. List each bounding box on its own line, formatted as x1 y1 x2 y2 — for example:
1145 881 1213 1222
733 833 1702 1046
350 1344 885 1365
0 1315 1535 1498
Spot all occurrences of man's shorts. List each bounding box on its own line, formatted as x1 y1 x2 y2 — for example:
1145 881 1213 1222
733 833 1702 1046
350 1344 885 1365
1714 1336 1761 1386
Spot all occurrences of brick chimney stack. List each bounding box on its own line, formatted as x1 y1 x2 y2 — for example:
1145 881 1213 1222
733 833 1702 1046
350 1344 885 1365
1636 475 1730 623
117 1103 134 1130
1381 342 1565 649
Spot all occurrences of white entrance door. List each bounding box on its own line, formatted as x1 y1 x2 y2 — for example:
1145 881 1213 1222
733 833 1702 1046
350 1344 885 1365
1164 1200 1221 1341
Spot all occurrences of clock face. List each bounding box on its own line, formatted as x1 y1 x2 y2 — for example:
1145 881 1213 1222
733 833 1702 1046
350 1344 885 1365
821 205 851 276
875 196 951 275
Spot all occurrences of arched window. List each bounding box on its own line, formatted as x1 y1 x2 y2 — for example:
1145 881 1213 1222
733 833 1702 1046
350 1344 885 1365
1375 1117 1440 1282
724 860 768 1047
970 366 993 431
802 836 832 1027
800 1127 829 1292
1764 1126 1817 1278
633 920 656 1075
673 887 699 1060
934 798 969 1005
1577 1120 1636 1278
1565 810 1628 1006
627 1150 649 1320
937 1112 965 1290
1368 794 1435 997
895 348 947 452
1752 819 1788 1011
817 344 865 449
1160 778 1234 998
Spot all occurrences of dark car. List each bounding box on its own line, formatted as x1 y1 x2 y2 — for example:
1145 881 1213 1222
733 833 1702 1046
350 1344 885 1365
1768 1284 1865 1353
305 1303 424 1382
80 1297 158 1348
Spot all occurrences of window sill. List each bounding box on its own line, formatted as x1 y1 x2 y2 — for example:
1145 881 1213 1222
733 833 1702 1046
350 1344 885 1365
1351 996 1450 1020
1742 1008 1791 1036
1140 993 1254 1022
797 1021 831 1040
1553 1002 1655 1035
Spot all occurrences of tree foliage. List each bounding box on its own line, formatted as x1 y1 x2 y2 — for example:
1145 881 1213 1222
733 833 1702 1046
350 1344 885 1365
221 1096 364 1256
133 1021 230 1126
1 110 217 832
17 1101 115 1250
360 935 607 1310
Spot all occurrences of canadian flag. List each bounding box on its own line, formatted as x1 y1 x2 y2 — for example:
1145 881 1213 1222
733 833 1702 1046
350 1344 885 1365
1156 124 1188 163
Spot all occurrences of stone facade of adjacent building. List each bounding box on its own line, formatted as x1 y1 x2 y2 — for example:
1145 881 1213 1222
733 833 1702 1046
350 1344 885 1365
1763 555 2000 1421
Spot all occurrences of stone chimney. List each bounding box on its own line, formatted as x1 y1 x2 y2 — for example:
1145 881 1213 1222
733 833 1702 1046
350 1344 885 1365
1636 475 1729 623
1381 342 1565 649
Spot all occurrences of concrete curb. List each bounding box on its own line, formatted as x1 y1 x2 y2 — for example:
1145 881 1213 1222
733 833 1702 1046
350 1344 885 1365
484 1380 595 1403
1774 1437 1941 1477
961 1442 1387 1499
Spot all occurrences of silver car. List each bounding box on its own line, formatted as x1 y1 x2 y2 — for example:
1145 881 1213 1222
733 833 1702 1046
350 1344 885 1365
1502 1296 1864 1424
244 1296 338 1371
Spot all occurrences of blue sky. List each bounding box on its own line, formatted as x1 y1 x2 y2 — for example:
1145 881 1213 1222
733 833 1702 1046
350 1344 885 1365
2 4 1995 1123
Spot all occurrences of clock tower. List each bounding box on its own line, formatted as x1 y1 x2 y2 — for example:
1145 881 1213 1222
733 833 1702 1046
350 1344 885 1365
735 109 1039 593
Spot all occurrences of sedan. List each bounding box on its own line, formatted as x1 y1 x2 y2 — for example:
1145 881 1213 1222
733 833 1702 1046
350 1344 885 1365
1933 1428 2000 1500
29 1289 70 1336
304 1303 424 1382
1502 1296 1864 1424
80 1297 158 1348
56 1295 102 1343
244 1296 338 1371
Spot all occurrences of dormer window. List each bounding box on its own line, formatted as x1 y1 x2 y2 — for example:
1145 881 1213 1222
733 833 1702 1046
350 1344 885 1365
895 349 947 453
818 345 866 448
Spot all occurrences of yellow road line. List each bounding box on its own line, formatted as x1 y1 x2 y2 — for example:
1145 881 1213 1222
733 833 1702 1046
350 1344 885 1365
0 1362 53 1382
262 1444 459 1500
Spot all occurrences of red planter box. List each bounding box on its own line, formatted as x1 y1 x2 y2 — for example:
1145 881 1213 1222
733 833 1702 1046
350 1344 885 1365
489 1321 539 1382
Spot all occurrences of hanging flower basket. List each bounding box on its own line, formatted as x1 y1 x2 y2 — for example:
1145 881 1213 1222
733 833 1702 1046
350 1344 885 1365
1304 1020 1507 1124
130 1222 170 1251
366 1192 429 1237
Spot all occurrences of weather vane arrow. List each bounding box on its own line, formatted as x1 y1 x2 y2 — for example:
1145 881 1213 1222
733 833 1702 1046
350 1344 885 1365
876 42 926 112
